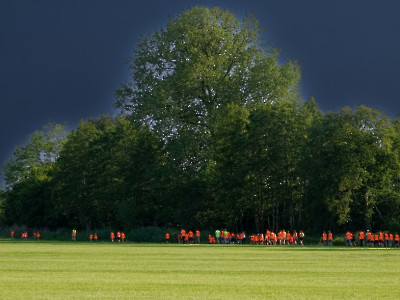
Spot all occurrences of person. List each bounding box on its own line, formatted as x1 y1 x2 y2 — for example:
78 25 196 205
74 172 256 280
89 233 93 242
345 231 353 246
389 233 393 247
384 233 389 247
328 231 333 246
94 233 98 242
180 229 186 244
358 230 365 247
165 232 170 243
378 231 384 247
215 229 221 244
395 233 399 247
188 230 194 243
72 229 77 242
223 230 229 244
10 230 15 239
374 233 379 247
299 230 305 246
110 232 115 242
36 232 41 240
117 231 121 243
321 231 327 246
292 230 298 245
121 232 125 243
195 230 200 244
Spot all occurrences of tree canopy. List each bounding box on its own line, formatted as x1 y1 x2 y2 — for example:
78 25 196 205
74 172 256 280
1 6 400 234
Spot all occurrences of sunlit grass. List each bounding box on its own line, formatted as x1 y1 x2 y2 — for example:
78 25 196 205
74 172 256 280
0 241 399 299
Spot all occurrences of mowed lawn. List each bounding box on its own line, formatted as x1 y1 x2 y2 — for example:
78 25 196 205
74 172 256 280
0 241 399 299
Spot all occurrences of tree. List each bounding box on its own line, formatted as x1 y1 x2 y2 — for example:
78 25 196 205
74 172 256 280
115 6 300 168
303 105 397 230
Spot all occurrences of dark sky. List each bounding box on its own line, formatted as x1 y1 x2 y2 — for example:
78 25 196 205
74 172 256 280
1 0 400 171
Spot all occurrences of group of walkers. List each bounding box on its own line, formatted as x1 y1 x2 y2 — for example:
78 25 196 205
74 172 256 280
171 229 201 244
110 231 126 242
10 230 41 240
320 230 400 247
249 230 305 245
345 230 400 247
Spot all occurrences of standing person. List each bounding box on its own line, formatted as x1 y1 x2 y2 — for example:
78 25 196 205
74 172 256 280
384 233 389 247
292 230 298 245
195 230 200 244
389 233 393 247
165 232 170 243
299 230 305 246
328 231 333 246
121 232 125 243
395 233 399 247
72 229 77 242
345 231 353 246
358 231 365 247
188 230 194 244
94 233 98 242
110 232 115 242
10 230 15 239
117 231 121 243
321 231 327 246
215 229 221 244
89 233 93 242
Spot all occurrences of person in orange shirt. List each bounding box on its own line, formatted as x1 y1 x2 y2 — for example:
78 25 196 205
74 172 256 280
378 232 384 247
110 232 115 242
188 231 194 243
94 233 98 242
384 233 389 247
321 231 327 246
328 231 333 246
36 232 41 240
89 234 93 242
286 232 291 245
180 229 186 244
299 230 305 246
117 231 121 243
121 232 125 243
389 233 393 247
358 231 365 247
292 230 298 245
165 232 170 243
395 233 399 247
345 231 353 246
10 230 15 239
195 230 200 244
374 233 379 247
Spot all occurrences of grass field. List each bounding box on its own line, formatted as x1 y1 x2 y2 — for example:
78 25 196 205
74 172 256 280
1 240 399 299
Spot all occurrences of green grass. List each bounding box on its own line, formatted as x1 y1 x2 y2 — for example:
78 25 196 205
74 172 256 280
0 240 399 299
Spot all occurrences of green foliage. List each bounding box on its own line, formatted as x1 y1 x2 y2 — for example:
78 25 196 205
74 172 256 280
1 6 400 234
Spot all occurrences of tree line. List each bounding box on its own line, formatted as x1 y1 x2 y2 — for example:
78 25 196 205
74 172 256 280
1 6 400 233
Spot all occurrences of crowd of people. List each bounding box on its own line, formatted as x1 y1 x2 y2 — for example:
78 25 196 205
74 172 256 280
6 228 400 247
171 229 201 244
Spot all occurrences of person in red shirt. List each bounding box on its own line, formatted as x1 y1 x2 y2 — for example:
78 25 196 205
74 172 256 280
358 231 365 247
321 231 327 246
165 233 170 243
117 231 121 243
195 230 200 244
395 233 399 247
10 230 15 239
121 232 125 243
94 233 98 242
328 231 333 246
110 232 115 242
89 234 93 242
345 231 353 246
